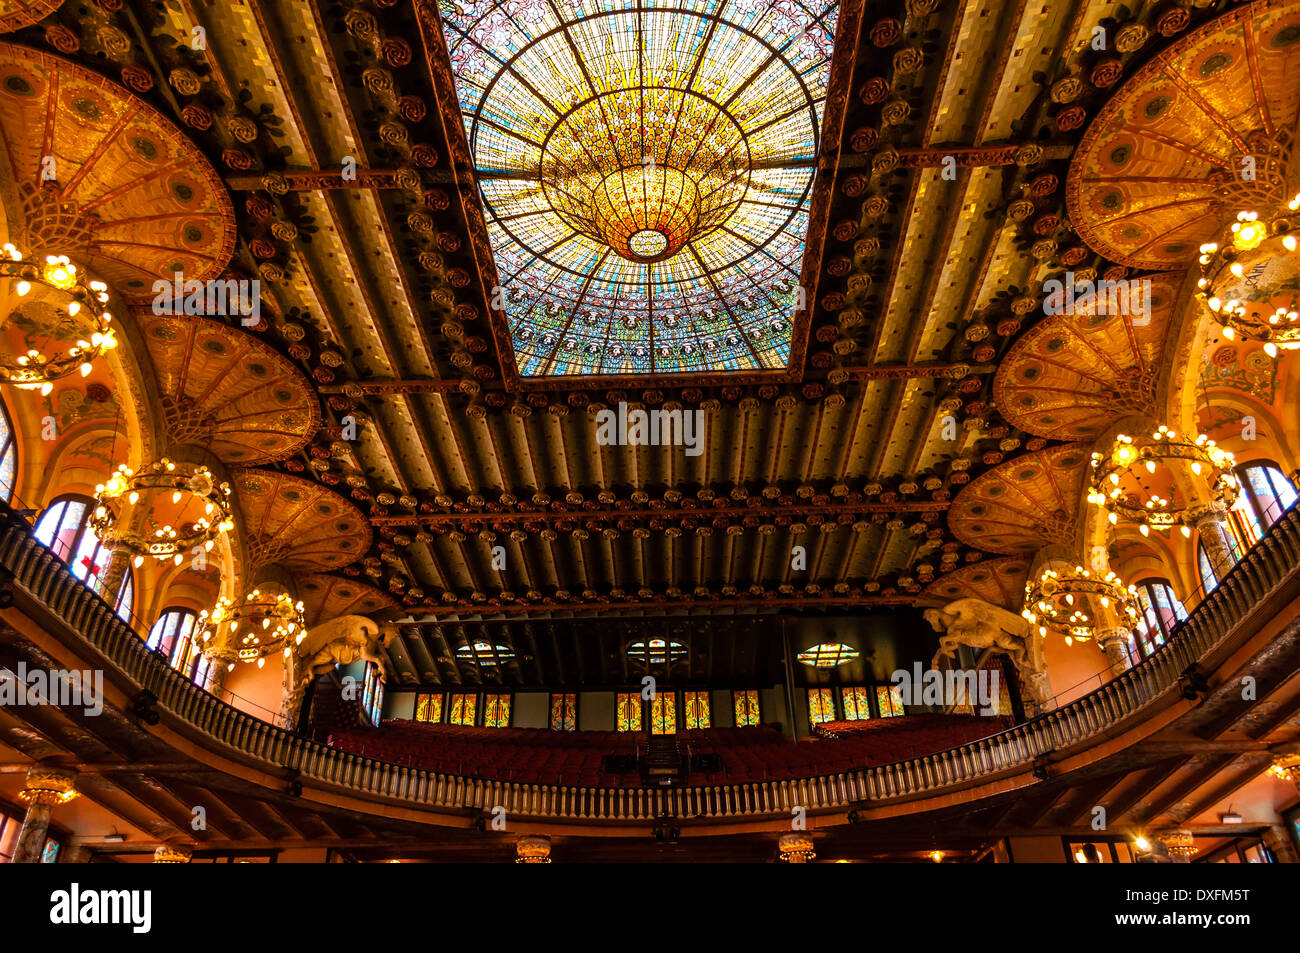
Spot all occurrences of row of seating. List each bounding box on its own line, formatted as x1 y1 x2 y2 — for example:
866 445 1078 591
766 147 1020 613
327 715 1009 786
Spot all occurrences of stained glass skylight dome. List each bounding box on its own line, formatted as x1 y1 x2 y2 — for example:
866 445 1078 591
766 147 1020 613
441 0 839 377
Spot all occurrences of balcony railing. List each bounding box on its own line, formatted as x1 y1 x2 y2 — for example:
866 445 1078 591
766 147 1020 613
2 503 1297 824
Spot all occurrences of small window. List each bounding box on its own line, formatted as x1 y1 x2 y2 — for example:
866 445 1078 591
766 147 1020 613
616 692 642 732
483 693 511 728
448 693 477 726
683 691 710 729
876 684 904 718
415 692 443 724
733 689 761 727
807 687 835 724
651 693 676 734
549 693 577 730
841 686 871 721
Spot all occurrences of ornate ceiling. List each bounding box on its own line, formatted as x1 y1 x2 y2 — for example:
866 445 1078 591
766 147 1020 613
443 0 839 378
0 0 1294 689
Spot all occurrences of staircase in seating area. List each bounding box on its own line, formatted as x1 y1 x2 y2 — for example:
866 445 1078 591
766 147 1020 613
640 733 689 786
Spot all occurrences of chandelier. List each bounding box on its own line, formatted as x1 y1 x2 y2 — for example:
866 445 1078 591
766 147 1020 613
90 460 234 565
515 835 552 864
1155 828 1198 860
199 588 308 668
1022 566 1140 647
1087 427 1237 535
1270 752 1300 786
0 244 117 395
777 832 816 863
1196 195 1300 357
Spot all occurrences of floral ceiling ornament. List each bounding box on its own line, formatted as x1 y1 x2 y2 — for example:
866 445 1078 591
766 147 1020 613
90 459 235 565
1087 427 1237 535
0 243 117 395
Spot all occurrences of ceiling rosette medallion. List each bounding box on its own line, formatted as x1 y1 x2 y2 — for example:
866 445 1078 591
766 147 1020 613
948 444 1091 555
0 43 236 301
233 470 372 573
137 315 320 466
1067 0 1300 270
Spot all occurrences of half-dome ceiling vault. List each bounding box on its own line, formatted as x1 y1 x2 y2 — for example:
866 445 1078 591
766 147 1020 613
443 0 838 378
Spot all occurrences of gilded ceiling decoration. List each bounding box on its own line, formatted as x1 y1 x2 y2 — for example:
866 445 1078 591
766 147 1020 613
232 470 372 573
0 1 62 33
296 573 397 627
443 0 838 377
137 315 319 466
1067 0 1300 270
0 43 235 301
948 444 1091 555
993 273 1180 440
918 556 1031 610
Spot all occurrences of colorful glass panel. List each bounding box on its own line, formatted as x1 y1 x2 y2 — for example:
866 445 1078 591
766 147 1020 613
442 0 839 378
449 693 477 726
0 397 14 502
415 692 443 724
651 693 677 734
616 692 643 732
683 690 711 728
807 687 835 724
841 686 870 720
876 684 904 718
550 693 577 730
483 693 511 728
797 642 859 667
733 689 761 726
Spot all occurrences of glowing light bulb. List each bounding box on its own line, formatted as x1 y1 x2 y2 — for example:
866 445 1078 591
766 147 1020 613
15 280 30 296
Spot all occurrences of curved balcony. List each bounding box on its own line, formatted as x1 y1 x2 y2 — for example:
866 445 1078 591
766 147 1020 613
2 505 1298 830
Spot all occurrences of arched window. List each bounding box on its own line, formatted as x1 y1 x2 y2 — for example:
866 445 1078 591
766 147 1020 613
147 607 202 680
1131 579 1188 661
0 396 16 503
33 494 117 588
1237 462 1298 528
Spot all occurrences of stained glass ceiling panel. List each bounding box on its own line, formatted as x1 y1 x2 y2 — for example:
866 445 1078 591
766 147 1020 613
441 0 839 377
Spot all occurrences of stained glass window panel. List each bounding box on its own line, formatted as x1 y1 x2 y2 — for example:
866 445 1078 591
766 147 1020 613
550 693 577 730
683 691 711 729
807 687 834 724
616 692 642 732
0 397 14 502
415 692 443 724
442 0 840 378
841 686 870 721
449 693 477 726
876 684 904 718
651 693 677 734
733 689 761 726
483 693 511 728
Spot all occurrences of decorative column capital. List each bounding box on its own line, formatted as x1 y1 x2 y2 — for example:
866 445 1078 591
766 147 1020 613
20 765 78 806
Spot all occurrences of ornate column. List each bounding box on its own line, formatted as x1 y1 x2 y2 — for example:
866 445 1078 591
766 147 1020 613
1094 624 1134 677
13 766 77 863
1192 502 1236 582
